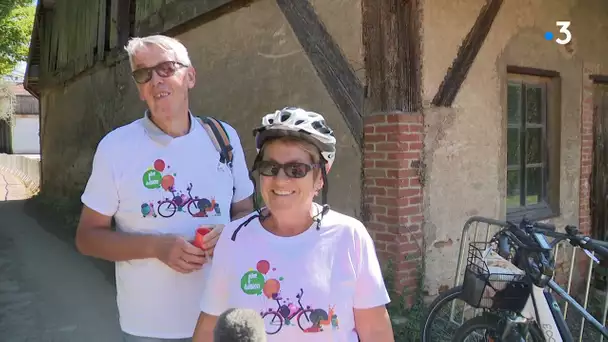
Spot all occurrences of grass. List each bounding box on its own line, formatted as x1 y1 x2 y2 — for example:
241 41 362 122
384 254 427 341
506 195 540 208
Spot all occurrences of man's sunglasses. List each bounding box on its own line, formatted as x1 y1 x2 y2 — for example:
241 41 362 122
256 161 319 179
131 61 188 84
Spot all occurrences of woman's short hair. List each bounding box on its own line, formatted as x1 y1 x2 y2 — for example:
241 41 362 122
261 136 321 165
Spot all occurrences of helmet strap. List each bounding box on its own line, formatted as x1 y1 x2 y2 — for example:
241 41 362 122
250 153 270 221
315 162 330 230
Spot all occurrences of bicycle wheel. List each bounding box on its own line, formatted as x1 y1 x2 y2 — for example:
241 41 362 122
421 285 485 342
187 200 199 216
261 311 283 335
452 313 544 341
157 201 176 218
296 309 316 332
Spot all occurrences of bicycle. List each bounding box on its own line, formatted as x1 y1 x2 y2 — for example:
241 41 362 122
260 288 316 334
420 217 526 342
156 183 201 217
453 219 608 341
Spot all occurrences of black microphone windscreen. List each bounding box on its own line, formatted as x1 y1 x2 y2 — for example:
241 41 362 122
213 308 267 342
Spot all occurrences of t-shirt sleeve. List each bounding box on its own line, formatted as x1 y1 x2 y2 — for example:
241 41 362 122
80 137 119 217
353 224 392 309
200 227 232 316
224 124 254 203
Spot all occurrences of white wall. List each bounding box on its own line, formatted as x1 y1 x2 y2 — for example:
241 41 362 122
12 115 40 154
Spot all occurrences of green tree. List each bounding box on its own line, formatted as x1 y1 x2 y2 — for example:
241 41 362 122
0 1 35 76
0 0 30 19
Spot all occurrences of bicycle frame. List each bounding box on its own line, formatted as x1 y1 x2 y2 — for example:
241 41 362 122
515 235 608 341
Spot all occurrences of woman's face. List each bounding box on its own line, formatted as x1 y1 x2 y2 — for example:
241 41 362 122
258 140 322 217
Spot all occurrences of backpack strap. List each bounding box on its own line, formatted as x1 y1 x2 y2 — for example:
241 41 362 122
195 116 234 168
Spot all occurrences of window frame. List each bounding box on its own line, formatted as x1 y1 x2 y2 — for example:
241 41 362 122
505 69 560 222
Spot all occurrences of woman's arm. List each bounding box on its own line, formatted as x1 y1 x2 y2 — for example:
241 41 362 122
193 220 238 340
192 312 218 342
351 221 395 341
354 305 394 342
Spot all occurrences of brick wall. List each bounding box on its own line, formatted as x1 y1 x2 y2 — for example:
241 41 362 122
579 68 594 236
574 67 596 289
362 113 424 293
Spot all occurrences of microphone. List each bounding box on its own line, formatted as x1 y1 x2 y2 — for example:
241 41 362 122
213 308 267 342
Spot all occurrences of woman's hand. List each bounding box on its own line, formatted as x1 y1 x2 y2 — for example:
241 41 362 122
354 305 395 342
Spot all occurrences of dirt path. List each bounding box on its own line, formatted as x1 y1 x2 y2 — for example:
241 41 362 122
0 171 122 341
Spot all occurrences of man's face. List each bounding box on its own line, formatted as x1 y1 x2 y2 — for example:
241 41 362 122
131 44 195 119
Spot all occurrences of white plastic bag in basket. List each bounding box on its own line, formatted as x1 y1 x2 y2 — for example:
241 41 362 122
480 246 524 300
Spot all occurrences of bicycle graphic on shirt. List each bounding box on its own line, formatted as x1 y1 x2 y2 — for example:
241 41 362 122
260 288 337 334
156 183 219 218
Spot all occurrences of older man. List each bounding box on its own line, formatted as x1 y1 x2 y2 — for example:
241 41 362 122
75 35 254 341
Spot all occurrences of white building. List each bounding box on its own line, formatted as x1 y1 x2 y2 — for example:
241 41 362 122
0 83 40 155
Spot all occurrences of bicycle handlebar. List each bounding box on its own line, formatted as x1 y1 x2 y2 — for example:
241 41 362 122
518 217 556 232
501 220 608 259
564 232 608 258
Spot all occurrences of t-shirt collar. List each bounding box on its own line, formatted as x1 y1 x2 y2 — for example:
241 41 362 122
140 109 198 146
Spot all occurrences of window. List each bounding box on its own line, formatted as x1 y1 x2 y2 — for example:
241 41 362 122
105 0 136 52
505 70 560 220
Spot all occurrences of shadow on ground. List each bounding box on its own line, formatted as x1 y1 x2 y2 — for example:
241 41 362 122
22 198 116 286
0 199 121 341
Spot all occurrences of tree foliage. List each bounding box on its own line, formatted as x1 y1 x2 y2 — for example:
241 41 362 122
0 0 35 76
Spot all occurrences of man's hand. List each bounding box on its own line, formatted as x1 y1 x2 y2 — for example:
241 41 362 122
154 235 207 273
201 224 224 258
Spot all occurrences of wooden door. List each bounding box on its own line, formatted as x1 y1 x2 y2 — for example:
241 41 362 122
590 83 608 290
591 84 608 241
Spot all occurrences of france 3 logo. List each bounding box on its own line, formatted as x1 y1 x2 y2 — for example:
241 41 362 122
544 21 572 45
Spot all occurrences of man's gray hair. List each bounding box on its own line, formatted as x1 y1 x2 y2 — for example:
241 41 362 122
124 35 192 70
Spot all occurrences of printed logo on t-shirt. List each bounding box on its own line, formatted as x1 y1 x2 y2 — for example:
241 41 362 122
240 259 340 335
139 158 222 218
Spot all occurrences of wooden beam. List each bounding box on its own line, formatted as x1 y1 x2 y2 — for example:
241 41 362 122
96 0 107 61
136 0 240 37
276 0 363 147
432 0 504 107
591 74 608 84
507 66 559 78
24 1 43 98
362 0 422 113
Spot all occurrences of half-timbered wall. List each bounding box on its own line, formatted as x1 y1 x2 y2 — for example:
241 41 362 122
421 0 608 295
35 0 364 218
27 0 608 296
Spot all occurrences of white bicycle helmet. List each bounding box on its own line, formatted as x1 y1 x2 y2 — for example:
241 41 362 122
253 107 337 169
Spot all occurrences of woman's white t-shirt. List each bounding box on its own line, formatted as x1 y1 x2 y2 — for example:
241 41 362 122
200 208 391 341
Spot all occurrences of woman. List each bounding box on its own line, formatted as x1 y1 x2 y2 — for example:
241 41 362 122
193 107 394 341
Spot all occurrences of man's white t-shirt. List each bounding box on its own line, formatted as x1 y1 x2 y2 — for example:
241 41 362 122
81 112 254 338
200 207 391 342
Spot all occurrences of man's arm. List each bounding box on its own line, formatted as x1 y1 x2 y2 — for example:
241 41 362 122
225 124 255 220
75 206 158 261
230 195 254 220
76 206 207 273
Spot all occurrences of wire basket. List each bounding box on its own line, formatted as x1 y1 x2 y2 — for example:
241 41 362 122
460 241 531 311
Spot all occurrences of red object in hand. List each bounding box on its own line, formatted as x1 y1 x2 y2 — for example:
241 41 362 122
193 227 212 249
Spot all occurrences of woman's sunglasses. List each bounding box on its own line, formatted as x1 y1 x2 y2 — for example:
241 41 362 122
131 61 188 84
256 161 319 179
